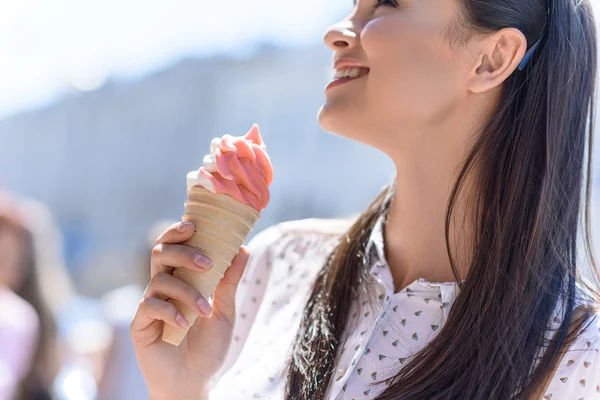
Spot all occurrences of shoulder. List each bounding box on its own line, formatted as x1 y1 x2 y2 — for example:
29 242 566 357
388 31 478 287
251 215 357 241
275 216 358 237
544 306 600 398
239 216 357 296
213 217 357 389
246 216 357 259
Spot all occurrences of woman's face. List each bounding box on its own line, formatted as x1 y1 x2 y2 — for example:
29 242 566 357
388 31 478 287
0 226 25 290
318 0 473 151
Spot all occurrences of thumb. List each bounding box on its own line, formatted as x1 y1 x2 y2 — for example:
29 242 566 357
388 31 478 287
211 245 251 321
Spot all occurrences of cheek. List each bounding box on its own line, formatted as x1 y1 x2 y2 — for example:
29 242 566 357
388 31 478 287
362 17 460 119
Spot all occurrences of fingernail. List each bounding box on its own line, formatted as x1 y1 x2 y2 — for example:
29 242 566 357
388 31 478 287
176 313 189 328
178 222 193 232
194 254 212 268
197 297 213 316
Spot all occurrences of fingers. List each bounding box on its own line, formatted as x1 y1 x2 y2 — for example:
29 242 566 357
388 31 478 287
130 269 214 347
211 246 251 321
131 296 189 334
155 221 196 245
220 246 251 286
145 272 213 317
151 242 213 277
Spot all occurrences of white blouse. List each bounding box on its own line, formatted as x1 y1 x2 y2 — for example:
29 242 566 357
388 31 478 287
208 211 600 399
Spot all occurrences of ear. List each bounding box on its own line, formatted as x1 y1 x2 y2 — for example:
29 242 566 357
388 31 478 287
466 27 528 94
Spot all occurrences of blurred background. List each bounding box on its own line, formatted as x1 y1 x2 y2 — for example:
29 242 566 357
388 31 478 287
0 0 598 399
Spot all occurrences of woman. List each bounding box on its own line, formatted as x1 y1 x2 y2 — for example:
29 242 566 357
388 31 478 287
131 0 600 398
0 194 58 399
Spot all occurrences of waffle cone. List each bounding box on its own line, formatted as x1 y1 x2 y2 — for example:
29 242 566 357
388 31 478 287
162 186 260 346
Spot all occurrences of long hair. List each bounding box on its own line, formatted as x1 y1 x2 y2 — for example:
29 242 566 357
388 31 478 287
0 206 58 400
14 225 57 400
284 0 600 398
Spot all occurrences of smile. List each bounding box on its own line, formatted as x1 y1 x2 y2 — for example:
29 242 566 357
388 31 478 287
325 68 369 90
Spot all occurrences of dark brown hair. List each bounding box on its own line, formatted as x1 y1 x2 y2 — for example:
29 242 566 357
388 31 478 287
284 0 600 398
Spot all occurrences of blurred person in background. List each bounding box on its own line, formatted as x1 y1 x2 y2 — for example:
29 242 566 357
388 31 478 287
131 0 600 399
2 192 107 400
13 195 101 400
16 198 76 330
16 197 110 400
0 192 58 400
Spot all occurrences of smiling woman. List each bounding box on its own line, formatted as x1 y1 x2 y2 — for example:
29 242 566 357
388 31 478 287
293 0 600 398
130 0 600 398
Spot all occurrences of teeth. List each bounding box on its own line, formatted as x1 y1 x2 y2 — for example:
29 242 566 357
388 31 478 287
333 67 369 80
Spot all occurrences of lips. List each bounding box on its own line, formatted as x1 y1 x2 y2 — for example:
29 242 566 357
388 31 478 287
325 71 369 91
333 58 370 71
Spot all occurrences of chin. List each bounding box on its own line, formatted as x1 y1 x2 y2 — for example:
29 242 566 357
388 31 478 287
317 106 387 155
320 104 371 143
317 104 332 132
317 103 353 137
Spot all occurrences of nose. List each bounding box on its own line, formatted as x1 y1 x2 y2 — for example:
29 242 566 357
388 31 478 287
323 19 361 51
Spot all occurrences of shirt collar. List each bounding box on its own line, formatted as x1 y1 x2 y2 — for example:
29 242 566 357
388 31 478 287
362 205 587 336
364 205 463 311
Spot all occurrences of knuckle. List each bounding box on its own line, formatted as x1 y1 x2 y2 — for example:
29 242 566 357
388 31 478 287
153 271 170 285
160 300 176 316
140 295 154 310
185 285 201 302
151 244 163 259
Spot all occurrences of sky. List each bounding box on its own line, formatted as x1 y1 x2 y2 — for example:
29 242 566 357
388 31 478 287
0 0 350 118
0 1 598 119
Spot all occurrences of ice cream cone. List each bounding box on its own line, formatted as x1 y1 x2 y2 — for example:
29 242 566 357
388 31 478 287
162 185 260 346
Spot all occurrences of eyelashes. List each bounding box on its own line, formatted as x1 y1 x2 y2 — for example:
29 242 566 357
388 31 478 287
372 0 399 9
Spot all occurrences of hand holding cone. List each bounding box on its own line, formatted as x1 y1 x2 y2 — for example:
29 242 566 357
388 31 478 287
162 124 273 346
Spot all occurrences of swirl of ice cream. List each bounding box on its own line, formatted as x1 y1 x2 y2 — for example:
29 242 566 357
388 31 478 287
186 123 273 211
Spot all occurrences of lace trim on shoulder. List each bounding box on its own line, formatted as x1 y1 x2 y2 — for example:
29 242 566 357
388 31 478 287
265 220 347 264
275 217 357 238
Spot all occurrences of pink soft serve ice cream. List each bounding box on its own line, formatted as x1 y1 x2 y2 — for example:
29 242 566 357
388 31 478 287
186 123 273 211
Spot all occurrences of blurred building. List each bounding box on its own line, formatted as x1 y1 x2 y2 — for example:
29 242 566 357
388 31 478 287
0 43 395 294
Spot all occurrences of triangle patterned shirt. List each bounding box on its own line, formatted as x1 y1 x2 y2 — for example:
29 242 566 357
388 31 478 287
208 212 600 399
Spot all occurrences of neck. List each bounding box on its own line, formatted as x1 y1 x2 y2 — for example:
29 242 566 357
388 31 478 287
382 133 478 293
372 88 499 293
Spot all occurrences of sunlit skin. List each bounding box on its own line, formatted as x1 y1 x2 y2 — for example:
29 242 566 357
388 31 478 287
318 0 531 291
